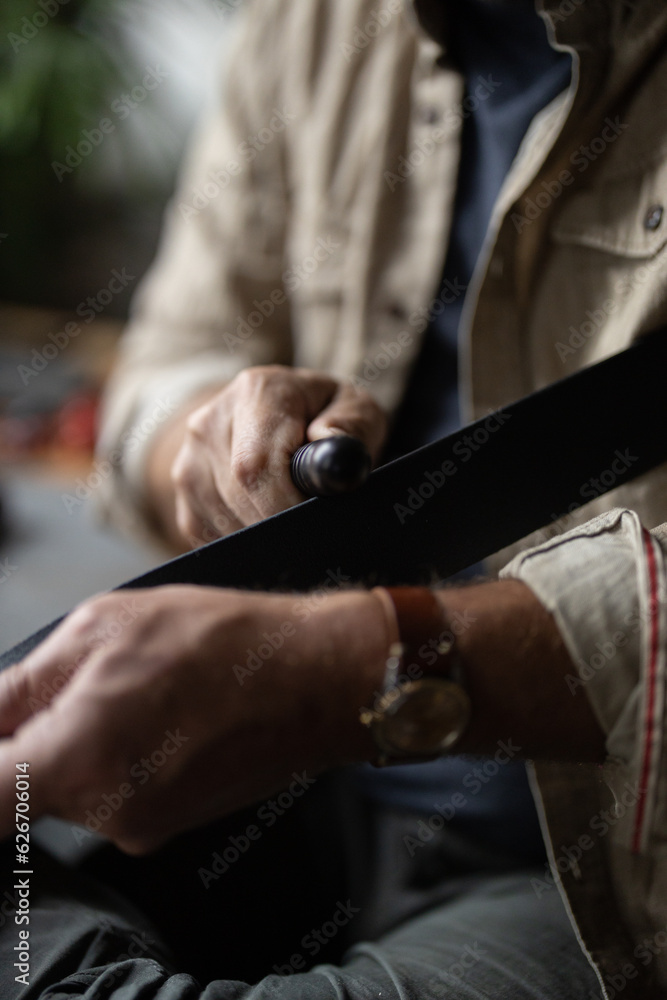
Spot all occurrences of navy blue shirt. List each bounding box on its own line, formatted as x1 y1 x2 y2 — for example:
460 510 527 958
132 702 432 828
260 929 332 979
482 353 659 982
358 0 572 861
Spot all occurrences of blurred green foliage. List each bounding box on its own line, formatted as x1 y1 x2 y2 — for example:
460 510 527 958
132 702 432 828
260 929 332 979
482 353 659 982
0 1 134 308
0 0 228 310
0 0 123 163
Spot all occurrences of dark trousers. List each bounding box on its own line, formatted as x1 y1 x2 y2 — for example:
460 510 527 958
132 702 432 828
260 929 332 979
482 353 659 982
0 771 600 999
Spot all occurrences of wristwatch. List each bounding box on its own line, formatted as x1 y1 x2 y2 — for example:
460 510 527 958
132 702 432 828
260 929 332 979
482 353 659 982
360 587 471 766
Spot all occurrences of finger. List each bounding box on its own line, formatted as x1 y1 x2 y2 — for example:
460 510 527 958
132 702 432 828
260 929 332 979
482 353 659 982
174 493 243 547
226 404 305 520
226 368 346 518
0 661 59 738
0 666 38 737
173 470 243 544
0 621 92 735
172 440 244 542
180 392 268 530
0 658 163 843
0 712 65 839
307 384 387 462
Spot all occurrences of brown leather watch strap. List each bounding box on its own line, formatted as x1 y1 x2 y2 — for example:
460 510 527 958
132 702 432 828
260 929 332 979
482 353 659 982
372 586 455 677
363 586 469 764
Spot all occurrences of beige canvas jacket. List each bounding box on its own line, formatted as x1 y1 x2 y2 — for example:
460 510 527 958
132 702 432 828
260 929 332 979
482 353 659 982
97 1 667 995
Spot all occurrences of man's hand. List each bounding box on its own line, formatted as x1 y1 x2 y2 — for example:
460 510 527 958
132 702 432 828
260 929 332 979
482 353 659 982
0 578 605 857
147 366 387 550
0 586 389 855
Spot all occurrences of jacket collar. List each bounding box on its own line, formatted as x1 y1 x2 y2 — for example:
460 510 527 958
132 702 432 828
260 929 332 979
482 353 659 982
409 0 667 97
410 0 667 49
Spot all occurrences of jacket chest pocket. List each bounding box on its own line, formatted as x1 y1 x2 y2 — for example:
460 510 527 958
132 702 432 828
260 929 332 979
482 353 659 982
526 146 667 387
551 151 667 260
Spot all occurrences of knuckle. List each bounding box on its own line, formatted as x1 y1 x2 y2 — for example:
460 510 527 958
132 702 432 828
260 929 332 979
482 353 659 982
236 365 293 400
171 453 196 494
3 666 31 712
185 404 213 439
207 505 232 535
196 519 223 544
245 364 286 382
67 598 109 637
176 507 202 544
233 366 264 392
233 367 256 388
230 448 266 490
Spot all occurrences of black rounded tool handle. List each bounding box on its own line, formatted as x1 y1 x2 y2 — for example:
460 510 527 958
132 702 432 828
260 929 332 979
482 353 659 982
291 435 371 497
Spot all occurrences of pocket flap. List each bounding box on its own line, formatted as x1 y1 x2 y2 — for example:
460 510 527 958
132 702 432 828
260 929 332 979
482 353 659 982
551 155 667 258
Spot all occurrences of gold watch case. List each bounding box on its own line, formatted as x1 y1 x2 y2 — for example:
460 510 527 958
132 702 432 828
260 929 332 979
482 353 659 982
369 676 472 759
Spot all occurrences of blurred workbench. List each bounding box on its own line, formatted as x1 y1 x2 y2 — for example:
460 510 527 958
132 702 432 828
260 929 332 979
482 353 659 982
0 303 163 651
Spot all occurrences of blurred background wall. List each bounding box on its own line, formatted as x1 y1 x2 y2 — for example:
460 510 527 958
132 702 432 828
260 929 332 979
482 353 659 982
0 0 242 650
1 0 238 310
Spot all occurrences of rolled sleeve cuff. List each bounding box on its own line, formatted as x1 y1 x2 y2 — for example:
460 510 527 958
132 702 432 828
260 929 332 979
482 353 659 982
109 358 233 500
95 355 237 545
500 508 647 758
501 507 667 854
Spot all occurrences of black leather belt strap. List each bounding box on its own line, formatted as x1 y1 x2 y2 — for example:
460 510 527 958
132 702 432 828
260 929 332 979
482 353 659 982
2 330 667 670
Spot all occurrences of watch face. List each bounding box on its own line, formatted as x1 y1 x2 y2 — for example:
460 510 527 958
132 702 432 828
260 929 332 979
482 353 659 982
375 678 471 756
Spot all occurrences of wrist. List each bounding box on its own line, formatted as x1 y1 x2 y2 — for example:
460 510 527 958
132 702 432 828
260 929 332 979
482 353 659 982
432 579 606 760
289 577 604 771
298 589 391 767
360 587 472 764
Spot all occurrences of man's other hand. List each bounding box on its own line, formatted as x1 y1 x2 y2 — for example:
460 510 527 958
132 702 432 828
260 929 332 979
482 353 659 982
147 366 387 549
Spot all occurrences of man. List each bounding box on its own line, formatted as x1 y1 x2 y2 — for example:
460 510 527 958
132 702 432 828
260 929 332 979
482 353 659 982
1 0 666 997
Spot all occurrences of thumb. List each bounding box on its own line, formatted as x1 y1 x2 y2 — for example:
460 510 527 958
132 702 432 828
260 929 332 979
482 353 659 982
306 384 387 462
0 663 45 737
0 717 58 840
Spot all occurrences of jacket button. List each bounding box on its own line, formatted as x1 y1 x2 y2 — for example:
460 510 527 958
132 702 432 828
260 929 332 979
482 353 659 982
386 302 408 320
417 105 441 125
644 205 663 231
